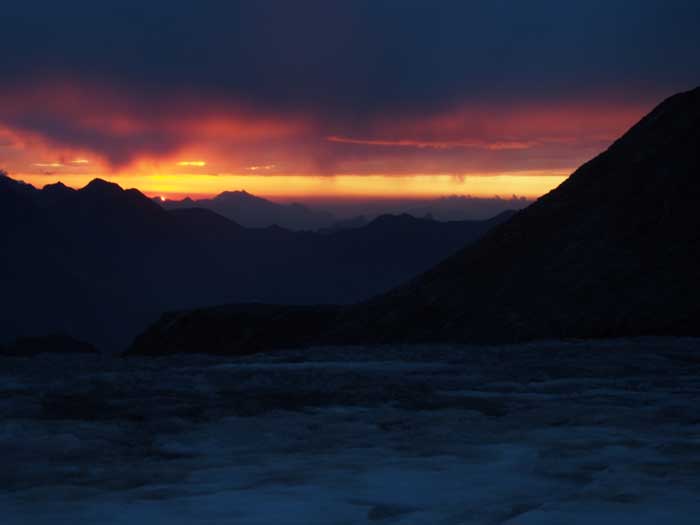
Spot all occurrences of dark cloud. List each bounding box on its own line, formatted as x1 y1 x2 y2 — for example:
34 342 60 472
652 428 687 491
1 1 699 172
2 1 699 113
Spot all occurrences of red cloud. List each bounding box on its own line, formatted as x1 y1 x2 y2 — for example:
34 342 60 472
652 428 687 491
0 78 650 179
0 80 311 170
325 136 537 150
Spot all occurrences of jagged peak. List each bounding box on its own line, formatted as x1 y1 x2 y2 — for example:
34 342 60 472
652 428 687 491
81 178 124 194
0 172 37 193
43 181 75 193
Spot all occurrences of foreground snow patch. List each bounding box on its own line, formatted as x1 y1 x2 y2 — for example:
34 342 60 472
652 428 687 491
1 339 700 524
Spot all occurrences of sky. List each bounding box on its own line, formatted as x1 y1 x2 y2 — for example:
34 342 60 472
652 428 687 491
1 0 700 201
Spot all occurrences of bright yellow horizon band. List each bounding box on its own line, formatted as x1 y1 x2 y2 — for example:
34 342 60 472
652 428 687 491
14 171 569 201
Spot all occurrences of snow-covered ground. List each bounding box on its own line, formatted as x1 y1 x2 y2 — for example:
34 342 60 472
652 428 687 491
2 338 700 524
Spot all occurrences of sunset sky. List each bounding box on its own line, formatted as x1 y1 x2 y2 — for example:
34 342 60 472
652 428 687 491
2 1 700 202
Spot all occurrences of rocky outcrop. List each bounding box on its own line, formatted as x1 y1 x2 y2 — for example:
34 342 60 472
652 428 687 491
126 304 343 356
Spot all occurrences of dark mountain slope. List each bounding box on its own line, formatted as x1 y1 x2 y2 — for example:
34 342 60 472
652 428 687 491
331 86 700 343
124 213 516 357
128 304 343 356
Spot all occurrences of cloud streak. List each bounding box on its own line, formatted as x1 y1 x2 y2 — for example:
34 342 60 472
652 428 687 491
0 79 649 178
325 136 537 151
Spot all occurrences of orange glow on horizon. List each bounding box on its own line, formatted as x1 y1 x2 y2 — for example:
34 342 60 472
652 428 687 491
0 79 651 205
13 170 569 201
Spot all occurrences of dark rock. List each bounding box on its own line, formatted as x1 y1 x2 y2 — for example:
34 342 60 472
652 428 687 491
126 303 344 356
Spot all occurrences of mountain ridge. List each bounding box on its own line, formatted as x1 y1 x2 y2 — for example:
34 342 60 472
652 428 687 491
159 190 336 230
330 86 700 343
125 86 700 356
1 174 512 351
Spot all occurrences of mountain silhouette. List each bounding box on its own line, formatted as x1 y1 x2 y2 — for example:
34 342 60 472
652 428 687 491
332 86 700 343
159 190 336 230
403 195 532 221
1 173 511 351
127 86 700 355
128 304 343 356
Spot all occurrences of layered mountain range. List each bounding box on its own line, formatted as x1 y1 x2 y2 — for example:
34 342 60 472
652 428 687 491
128 86 700 355
158 191 531 230
158 191 336 230
337 86 700 343
0 175 511 351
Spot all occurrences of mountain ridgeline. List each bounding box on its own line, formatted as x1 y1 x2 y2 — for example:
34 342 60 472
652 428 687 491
0 175 513 351
158 191 336 230
333 86 700 343
128 86 700 355
158 192 532 230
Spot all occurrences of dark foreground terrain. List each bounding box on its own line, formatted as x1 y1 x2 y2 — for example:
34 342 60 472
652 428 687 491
2 338 700 524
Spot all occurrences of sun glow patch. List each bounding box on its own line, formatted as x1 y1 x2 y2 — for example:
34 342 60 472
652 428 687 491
13 171 569 201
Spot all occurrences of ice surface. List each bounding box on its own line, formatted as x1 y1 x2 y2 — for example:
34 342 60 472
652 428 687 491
1 338 700 524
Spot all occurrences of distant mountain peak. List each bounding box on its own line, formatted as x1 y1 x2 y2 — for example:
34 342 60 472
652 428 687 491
0 172 37 197
160 189 336 230
367 213 423 227
214 190 260 201
43 181 75 194
43 181 69 189
81 178 124 194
